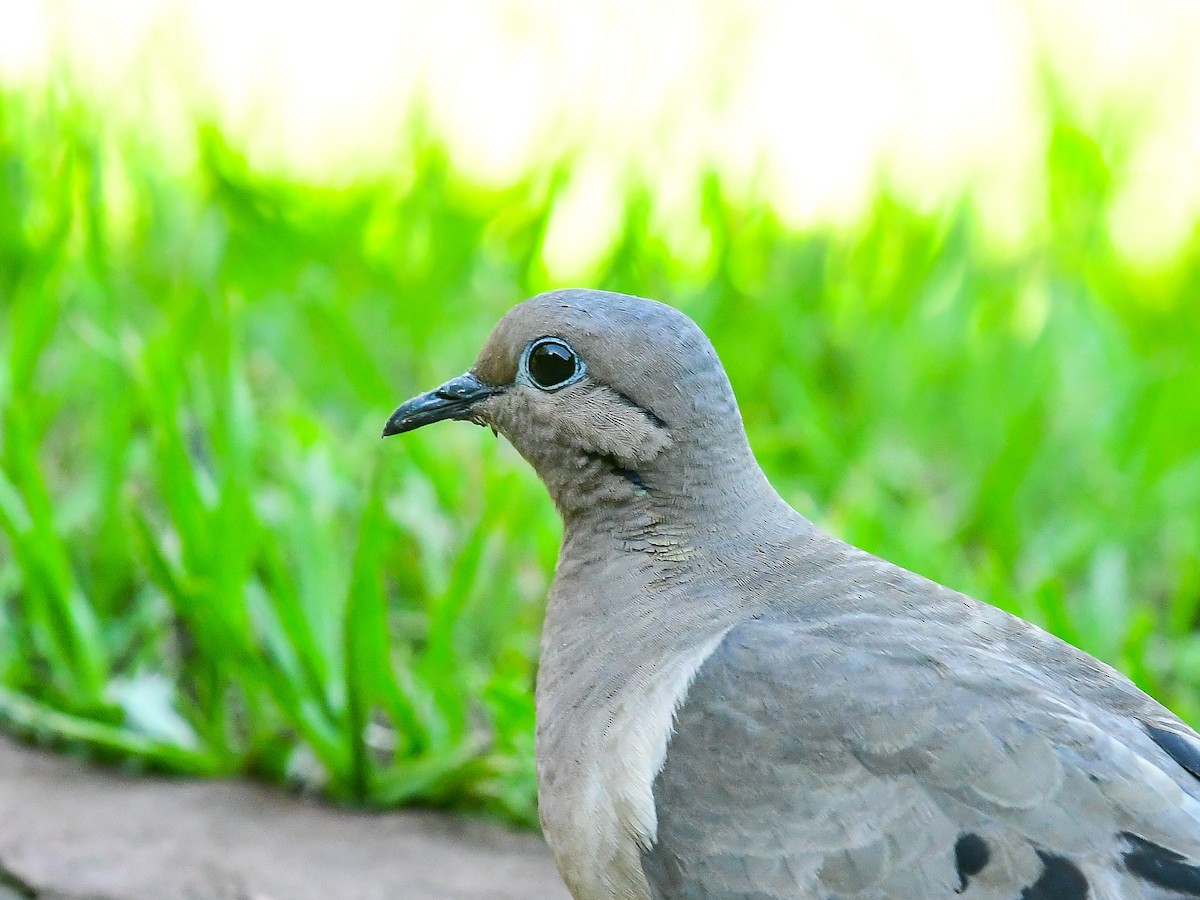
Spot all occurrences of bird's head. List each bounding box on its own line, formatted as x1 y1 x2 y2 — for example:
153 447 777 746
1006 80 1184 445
383 289 776 525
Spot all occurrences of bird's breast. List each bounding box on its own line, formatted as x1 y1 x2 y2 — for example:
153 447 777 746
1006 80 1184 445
535 627 732 900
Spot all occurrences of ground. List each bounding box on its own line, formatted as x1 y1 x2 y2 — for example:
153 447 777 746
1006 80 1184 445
0 737 569 899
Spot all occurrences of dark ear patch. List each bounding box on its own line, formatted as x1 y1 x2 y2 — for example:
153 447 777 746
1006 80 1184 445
584 451 648 494
554 383 673 466
609 386 669 430
1145 721 1200 780
1020 852 1087 900
1123 833 1200 895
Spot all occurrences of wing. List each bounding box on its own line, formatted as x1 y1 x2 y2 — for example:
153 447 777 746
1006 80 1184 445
641 616 1200 900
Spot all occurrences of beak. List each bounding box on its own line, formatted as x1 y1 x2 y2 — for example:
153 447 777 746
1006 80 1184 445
382 372 499 437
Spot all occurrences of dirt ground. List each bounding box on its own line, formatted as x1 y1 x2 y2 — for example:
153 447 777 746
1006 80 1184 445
0 737 569 899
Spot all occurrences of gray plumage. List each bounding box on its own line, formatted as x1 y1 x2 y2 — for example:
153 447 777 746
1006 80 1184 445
383 289 1200 900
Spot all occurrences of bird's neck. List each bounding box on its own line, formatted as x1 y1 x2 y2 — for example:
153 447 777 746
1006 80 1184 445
553 436 801 552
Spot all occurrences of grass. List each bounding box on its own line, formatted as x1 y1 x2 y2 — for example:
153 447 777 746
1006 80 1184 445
1 85 1199 825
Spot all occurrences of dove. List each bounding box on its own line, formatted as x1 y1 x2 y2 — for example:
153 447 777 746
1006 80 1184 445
383 288 1200 900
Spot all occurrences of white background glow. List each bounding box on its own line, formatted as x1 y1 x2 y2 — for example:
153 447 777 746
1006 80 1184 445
2 0 1199 273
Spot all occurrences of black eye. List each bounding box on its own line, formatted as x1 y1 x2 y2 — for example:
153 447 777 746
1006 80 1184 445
527 339 580 390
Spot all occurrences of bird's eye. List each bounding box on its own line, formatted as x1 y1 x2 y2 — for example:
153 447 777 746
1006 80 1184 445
526 338 580 390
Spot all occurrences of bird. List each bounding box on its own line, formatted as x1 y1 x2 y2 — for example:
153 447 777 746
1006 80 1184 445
382 288 1200 900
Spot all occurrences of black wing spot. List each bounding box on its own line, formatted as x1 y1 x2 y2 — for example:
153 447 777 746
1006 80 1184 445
1021 851 1088 900
1123 832 1200 895
954 833 989 892
1145 721 1200 780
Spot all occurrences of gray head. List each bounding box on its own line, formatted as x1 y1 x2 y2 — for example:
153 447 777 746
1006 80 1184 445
384 289 787 531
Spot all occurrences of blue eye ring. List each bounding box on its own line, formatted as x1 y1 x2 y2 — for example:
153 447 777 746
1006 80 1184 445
521 337 585 391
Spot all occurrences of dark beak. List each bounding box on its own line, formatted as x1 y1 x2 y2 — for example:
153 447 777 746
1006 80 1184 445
382 372 498 437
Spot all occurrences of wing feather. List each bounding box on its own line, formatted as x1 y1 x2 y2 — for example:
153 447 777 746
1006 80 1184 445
642 616 1200 899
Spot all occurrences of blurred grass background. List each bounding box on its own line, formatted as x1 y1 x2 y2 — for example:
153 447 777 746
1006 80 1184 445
1 2 1200 827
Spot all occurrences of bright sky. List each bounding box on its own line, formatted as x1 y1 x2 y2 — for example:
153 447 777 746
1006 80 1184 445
2 0 1199 273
